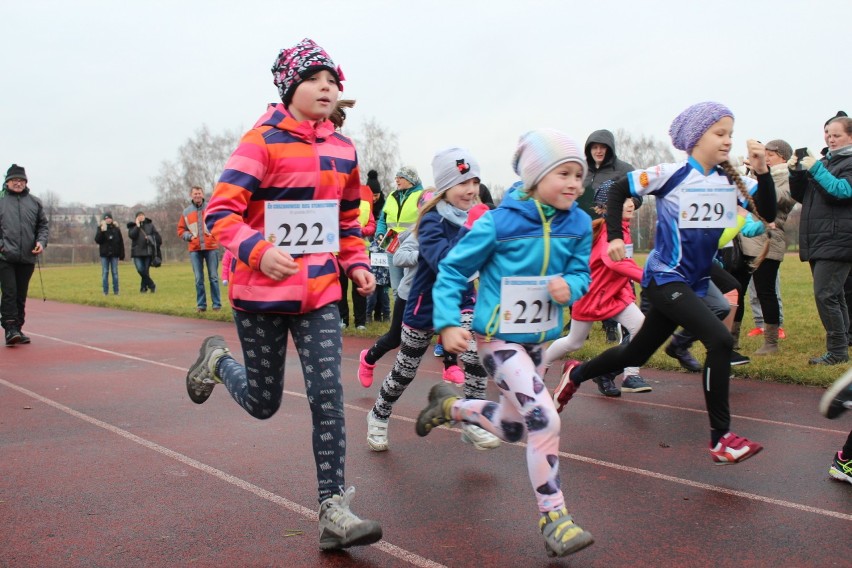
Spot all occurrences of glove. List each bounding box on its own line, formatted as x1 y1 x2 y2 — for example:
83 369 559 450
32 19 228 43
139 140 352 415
801 155 817 171
463 204 490 229
787 156 798 171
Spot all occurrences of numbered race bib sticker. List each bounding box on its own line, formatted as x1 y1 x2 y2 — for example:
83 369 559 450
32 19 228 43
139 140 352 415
499 276 559 334
265 200 339 254
370 252 389 267
679 185 737 229
624 243 634 259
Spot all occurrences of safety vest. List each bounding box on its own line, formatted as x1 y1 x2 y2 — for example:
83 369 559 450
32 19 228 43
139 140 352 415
383 188 423 232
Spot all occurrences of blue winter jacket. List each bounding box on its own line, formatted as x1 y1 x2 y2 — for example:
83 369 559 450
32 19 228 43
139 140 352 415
433 189 592 344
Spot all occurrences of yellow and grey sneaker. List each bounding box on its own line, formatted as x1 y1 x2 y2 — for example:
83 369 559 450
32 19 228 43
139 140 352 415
539 507 594 557
186 335 229 404
318 486 383 551
415 383 460 437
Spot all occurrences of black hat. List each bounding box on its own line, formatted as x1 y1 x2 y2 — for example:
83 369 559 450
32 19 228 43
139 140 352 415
5 164 27 184
825 111 848 127
103 212 113 220
367 169 378 179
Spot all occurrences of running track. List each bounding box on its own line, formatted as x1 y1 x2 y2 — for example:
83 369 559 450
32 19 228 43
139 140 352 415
1 301 850 567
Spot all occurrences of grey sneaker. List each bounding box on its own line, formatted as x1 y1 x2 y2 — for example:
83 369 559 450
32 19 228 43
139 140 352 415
621 375 652 393
539 507 594 557
415 383 460 437
186 335 229 404
461 423 501 450
318 486 382 550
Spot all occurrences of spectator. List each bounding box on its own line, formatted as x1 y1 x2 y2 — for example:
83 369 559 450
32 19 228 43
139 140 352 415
0 164 48 346
375 166 423 295
94 211 124 295
127 211 160 293
790 115 852 365
338 182 375 329
178 186 221 312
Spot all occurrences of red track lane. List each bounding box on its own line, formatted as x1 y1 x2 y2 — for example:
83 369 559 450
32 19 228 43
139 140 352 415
1 301 850 567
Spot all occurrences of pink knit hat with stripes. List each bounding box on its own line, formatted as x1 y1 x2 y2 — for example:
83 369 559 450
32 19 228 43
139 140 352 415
512 129 587 190
271 38 344 104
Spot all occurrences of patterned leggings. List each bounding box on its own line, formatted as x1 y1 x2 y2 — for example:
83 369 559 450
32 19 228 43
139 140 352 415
217 305 345 503
372 311 487 420
453 340 564 513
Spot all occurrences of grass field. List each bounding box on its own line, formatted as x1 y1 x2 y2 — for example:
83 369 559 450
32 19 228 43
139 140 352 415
31 253 846 387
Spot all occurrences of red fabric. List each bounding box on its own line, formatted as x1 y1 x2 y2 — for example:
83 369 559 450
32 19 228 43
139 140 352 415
464 203 490 229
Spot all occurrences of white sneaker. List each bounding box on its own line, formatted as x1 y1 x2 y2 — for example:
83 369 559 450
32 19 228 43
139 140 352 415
367 411 389 452
318 486 382 550
461 423 500 450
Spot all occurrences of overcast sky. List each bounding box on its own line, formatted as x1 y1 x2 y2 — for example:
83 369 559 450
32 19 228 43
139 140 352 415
2 0 849 207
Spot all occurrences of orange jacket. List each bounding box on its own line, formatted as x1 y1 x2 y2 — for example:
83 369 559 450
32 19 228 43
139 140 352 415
178 200 218 251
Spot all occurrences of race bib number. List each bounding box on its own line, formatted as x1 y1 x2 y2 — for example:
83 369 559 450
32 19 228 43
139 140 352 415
265 200 339 254
678 185 737 229
499 276 559 334
370 252 389 267
624 243 634 259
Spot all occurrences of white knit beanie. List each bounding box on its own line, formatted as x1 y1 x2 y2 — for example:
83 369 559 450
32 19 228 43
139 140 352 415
512 129 587 190
431 147 481 195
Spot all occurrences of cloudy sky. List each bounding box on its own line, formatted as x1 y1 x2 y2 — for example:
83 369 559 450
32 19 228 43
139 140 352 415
2 0 849 207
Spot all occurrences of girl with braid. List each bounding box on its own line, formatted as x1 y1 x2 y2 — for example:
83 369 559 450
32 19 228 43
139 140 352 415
554 102 777 465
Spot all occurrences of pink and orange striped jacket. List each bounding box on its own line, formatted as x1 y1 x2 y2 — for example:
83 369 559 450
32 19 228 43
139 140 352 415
206 103 369 314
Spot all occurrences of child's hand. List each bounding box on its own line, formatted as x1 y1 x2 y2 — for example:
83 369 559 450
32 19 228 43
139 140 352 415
440 326 471 354
351 268 376 296
547 276 571 304
746 139 768 174
464 204 490 229
259 247 299 280
607 239 626 261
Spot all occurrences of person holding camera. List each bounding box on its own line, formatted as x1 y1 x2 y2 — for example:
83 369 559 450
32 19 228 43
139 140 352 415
94 212 124 295
127 211 160 293
790 116 852 365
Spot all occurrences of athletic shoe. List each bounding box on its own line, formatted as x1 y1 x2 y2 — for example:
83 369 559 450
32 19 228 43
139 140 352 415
621 375 652 393
442 365 465 385
415 383 460 437
593 372 621 397
709 432 763 465
358 349 375 388
747 327 764 337
730 350 750 366
553 360 581 413
355 325 366 331
539 507 594 557
186 335 230 404
433 343 444 357
664 342 702 373
461 423 501 450
4 328 22 347
318 486 383 551
809 352 849 366
778 327 787 340
819 367 852 419
18 331 31 344
828 452 852 485
366 410 388 452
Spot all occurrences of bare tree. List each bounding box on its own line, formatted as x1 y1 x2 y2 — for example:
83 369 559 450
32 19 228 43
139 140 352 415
352 118 400 195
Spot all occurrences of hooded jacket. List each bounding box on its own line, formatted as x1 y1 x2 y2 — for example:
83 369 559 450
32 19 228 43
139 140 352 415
433 189 592 344
578 129 635 218
205 103 369 314
740 163 795 261
94 221 125 259
127 219 160 258
790 144 852 262
0 185 49 264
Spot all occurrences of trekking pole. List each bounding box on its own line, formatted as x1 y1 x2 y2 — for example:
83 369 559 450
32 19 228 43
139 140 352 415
37 254 46 301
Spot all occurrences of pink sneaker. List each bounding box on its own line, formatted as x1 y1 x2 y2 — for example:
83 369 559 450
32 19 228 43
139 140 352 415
553 360 581 413
710 432 763 464
358 349 375 388
442 365 465 385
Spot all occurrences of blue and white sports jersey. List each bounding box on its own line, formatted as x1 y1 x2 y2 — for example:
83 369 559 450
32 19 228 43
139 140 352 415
628 156 757 296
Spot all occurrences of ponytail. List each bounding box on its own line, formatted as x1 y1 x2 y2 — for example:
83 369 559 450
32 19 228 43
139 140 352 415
719 160 770 270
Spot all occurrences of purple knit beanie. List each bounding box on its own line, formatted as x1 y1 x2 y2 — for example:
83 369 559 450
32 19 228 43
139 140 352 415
669 102 734 152
271 38 344 104
512 128 587 189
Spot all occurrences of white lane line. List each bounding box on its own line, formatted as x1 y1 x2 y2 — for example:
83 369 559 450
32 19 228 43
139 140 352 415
17 334 852 524
0 378 447 568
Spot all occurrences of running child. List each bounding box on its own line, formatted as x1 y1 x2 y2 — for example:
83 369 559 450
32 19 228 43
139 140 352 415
416 129 594 558
184 38 382 551
545 180 651 395
366 148 500 452
553 102 777 465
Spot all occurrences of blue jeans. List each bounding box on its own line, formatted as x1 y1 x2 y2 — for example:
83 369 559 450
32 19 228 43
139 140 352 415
189 249 220 309
100 256 119 294
133 256 155 292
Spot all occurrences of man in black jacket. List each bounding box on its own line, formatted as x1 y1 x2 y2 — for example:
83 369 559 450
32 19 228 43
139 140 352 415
94 212 125 295
0 164 49 346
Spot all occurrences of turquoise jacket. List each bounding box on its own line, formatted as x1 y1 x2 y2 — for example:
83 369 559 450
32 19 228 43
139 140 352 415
433 188 592 344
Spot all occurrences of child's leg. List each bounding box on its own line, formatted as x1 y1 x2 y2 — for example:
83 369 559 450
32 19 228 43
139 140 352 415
365 297 406 364
614 304 645 376
459 311 488 399
289 304 347 503
372 325 432 420
456 340 565 512
544 320 593 367
218 311 289 419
